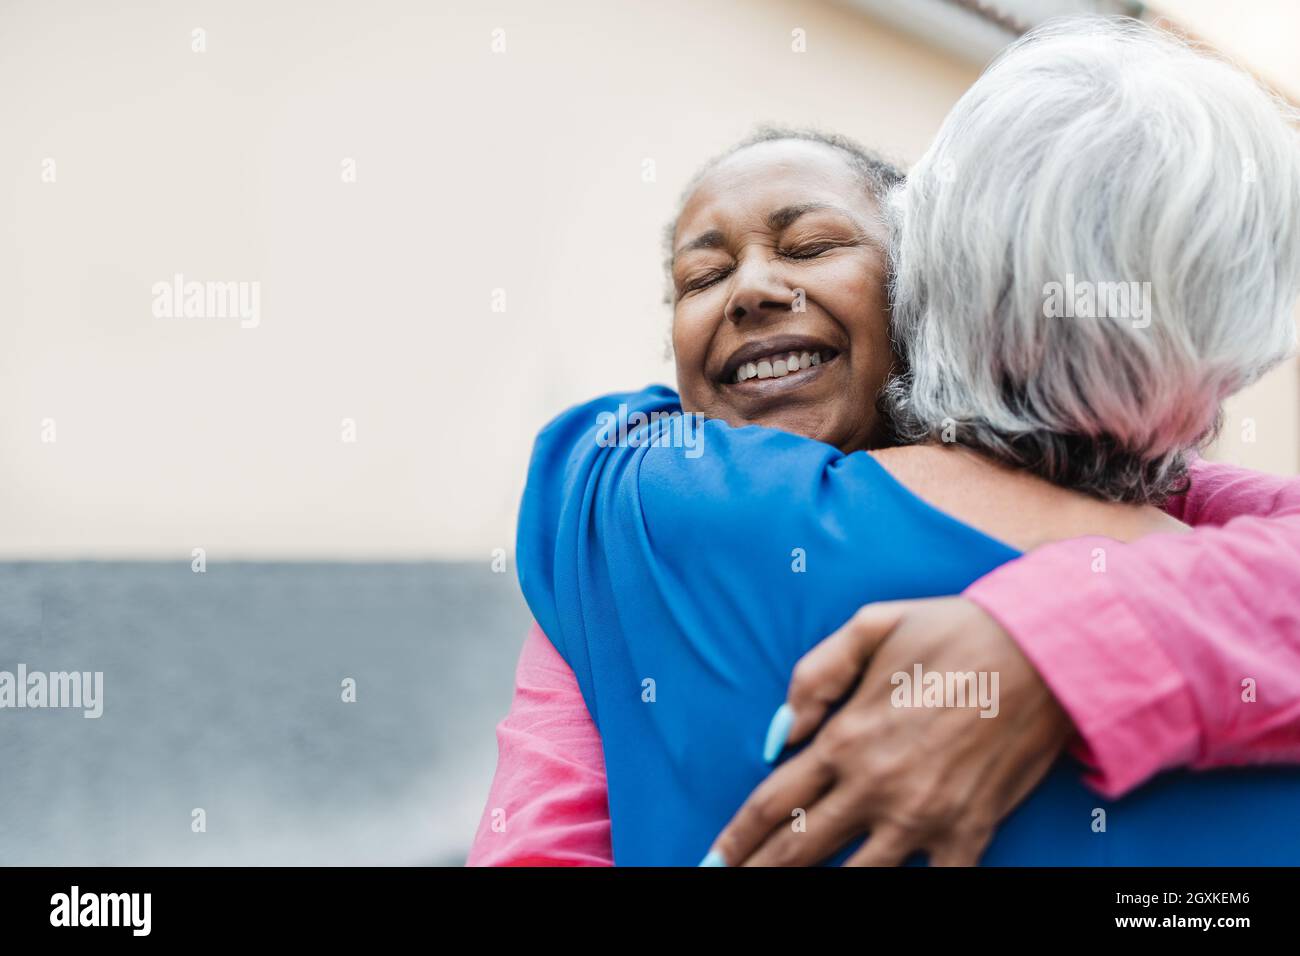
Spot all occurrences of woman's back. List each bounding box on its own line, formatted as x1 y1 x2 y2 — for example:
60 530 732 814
518 387 1300 865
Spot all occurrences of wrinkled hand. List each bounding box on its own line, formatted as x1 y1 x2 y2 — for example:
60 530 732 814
708 597 1073 866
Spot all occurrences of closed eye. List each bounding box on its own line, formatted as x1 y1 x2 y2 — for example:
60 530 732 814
781 241 843 260
682 267 732 294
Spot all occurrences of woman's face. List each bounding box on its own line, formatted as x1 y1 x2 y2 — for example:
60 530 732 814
670 140 894 453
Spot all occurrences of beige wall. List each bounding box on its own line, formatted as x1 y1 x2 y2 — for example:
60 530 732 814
1213 349 1299 475
1145 0 1300 475
1147 0 1300 103
1 0 1293 560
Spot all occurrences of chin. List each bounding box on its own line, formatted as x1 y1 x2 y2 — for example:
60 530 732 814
749 408 843 445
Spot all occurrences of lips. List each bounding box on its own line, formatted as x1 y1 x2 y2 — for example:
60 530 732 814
717 335 841 386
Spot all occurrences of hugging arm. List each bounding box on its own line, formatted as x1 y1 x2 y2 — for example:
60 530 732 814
466 622 611 866
967 457 1300 796
713 458 1300 865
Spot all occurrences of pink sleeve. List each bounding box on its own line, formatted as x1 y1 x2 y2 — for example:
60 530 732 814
466 622 612 866
1164 455 1300 526
966 457 1300 799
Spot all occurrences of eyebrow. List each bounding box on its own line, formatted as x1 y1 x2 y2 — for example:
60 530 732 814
673 229 726 257
765 202 857 231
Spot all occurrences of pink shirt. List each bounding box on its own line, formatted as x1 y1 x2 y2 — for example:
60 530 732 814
467 458 1300 866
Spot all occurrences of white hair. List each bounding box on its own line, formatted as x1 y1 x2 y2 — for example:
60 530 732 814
883 16 1300 502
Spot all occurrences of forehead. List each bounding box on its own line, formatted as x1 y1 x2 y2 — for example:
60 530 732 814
676 140 873 238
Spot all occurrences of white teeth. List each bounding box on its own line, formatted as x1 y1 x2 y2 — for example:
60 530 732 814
732 351 828 383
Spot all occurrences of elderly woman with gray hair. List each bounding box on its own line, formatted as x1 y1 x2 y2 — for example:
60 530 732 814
473 17 1300 865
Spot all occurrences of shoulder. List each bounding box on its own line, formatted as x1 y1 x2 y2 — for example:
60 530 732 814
870 444 1189 549
537 386 681 441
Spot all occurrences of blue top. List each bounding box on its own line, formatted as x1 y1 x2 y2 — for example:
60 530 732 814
517 386 1300 865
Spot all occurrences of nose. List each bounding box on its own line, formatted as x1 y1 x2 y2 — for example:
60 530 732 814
723 253 795 324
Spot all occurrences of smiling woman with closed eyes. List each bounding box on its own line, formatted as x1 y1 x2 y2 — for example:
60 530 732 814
470 18 1300 867
669 136 895 453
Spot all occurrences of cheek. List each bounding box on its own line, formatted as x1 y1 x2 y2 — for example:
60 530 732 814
817 261 890 347
670 305 713 386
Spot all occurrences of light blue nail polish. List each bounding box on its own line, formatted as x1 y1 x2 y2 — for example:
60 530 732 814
763 703 795 764
699 849 727 867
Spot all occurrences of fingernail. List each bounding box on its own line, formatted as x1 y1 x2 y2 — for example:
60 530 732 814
698 849 727 867
763 703 795 764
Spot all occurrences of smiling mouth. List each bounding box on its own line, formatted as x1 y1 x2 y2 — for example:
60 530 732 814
730 348 836 383
718 337 843 392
